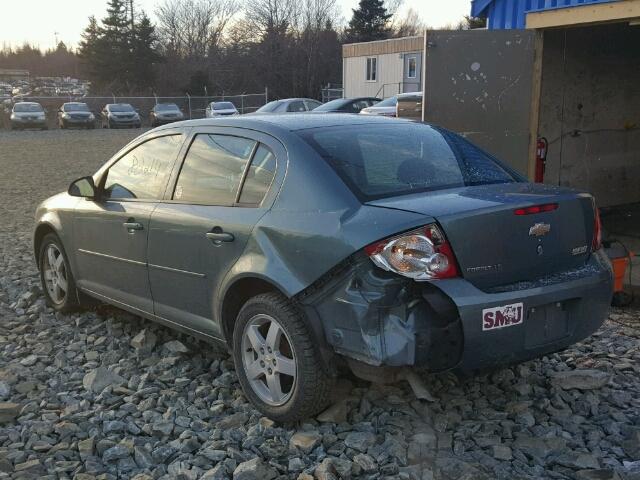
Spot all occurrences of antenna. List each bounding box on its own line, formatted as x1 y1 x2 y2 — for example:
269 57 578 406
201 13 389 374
54 31 59 46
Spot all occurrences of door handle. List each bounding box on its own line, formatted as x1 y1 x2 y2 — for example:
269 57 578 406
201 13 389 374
123 221 144 231
206 231 234 245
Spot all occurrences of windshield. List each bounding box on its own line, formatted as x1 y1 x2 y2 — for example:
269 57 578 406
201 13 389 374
256 101 281 113
213 102 236 111
63 103 90 112
156 103 179 111
297 123 518 201
14 103 43 112
374 97 397 108
109 104 134 112
313 99 348 112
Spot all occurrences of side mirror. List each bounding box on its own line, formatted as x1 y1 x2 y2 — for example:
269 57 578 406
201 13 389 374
68 176 96 198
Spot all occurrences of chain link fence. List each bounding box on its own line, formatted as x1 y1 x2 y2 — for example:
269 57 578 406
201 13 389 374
1 91 269 129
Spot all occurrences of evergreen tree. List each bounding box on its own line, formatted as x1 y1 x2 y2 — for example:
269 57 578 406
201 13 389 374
78 16 104 82
346 0 392 43
78 1 161 93
131 13 161 91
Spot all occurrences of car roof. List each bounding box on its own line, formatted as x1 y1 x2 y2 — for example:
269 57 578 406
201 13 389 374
161 112 412 133
14 101 40 105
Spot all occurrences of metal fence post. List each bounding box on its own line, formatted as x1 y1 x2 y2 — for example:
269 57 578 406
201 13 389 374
111 92 116 103
265 87 268 104
186 94 192 119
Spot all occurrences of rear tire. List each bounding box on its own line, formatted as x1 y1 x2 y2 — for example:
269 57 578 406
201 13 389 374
38 233 85 313
232 292 333 423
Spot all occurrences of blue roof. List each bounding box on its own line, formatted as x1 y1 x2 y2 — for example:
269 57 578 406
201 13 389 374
471 0 618 29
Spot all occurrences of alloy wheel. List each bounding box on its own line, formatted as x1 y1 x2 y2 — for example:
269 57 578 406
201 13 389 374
241 314 297 406
43 244 68 305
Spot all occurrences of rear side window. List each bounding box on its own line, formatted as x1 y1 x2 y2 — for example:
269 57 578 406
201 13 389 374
103 135 182 200
297 123 517 201
238 145 276 205
287 101 306 112
174 134 256 205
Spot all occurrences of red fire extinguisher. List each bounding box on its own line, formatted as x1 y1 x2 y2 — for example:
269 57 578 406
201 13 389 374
535 137 548 183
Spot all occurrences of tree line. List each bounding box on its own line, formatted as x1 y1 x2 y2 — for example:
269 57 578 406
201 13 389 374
0 0 485 98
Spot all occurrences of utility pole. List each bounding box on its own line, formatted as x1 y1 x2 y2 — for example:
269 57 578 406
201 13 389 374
129 0 135 30
54 31 59 47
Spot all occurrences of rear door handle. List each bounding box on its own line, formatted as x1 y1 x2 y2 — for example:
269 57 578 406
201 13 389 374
206 231 235 245
123 221 144 231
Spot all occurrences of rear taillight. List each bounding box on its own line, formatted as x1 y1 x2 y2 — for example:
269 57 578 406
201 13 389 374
364 224 459 280
592 199 602 251
514 203 558 215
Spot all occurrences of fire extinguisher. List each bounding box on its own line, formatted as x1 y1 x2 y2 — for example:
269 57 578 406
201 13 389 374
535 137 548 183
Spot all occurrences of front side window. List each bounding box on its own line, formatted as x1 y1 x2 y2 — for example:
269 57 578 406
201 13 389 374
297 123 518 201
173 134 256 205
407 56 417 78
103 135 182 200
366 57 377 82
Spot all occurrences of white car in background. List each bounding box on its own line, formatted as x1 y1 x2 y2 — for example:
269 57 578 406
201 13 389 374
205 101 239 117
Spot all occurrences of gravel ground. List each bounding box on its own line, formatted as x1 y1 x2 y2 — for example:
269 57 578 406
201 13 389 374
1 130 640 480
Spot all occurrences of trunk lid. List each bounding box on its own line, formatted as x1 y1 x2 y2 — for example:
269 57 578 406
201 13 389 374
366 183 596 290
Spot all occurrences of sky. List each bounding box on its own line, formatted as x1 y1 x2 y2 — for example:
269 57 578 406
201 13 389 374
1 0 471 50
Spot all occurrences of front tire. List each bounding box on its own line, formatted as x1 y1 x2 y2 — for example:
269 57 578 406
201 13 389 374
38 233 83 313
233 293 333 423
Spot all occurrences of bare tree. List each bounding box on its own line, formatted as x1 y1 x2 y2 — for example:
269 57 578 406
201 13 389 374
156 0 241 58
392 8 425 37
243 0 298 36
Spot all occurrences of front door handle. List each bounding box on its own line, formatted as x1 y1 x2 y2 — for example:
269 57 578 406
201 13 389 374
206 231 234 245
123 221 144 231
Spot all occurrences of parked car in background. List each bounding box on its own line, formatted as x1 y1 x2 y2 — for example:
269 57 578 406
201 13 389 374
34 114 612 422
360 93 422 117
101 103 141 129
254 98 322 114
205 101 239 118
58 102 96 129
10 102 47 130
150 103 184 127
396 92 423 120
313 97 381 114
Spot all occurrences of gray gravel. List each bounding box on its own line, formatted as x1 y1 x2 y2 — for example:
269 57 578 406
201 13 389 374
1 129 640 480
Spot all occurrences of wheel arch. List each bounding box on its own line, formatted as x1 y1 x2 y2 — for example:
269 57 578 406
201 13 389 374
219 275 284 345
33 221 61 266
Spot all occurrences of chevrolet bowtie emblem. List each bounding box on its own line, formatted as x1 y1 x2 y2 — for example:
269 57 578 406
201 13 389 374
529 223 551 237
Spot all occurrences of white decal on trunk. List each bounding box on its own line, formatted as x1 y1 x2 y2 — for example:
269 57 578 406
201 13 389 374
482 302 524 331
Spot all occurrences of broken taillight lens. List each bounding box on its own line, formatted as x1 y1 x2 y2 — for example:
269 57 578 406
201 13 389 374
592 199 602 251
364 224 459 280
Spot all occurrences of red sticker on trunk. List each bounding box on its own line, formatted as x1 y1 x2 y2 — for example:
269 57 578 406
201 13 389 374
482 302 524 331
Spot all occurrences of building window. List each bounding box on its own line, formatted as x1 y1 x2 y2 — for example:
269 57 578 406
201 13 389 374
366 57 377 82
408 56 417 79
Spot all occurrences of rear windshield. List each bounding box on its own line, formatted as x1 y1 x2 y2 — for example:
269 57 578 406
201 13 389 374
374 96 397 107
14 103 43 112
297 123 519 201
213 102 236 111
256 101 281 113
313 99 348 112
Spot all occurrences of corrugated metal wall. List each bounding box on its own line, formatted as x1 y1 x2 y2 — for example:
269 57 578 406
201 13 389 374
471 0 617 29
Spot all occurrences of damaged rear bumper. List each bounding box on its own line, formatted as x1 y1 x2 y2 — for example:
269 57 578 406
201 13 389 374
299 250 613 372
